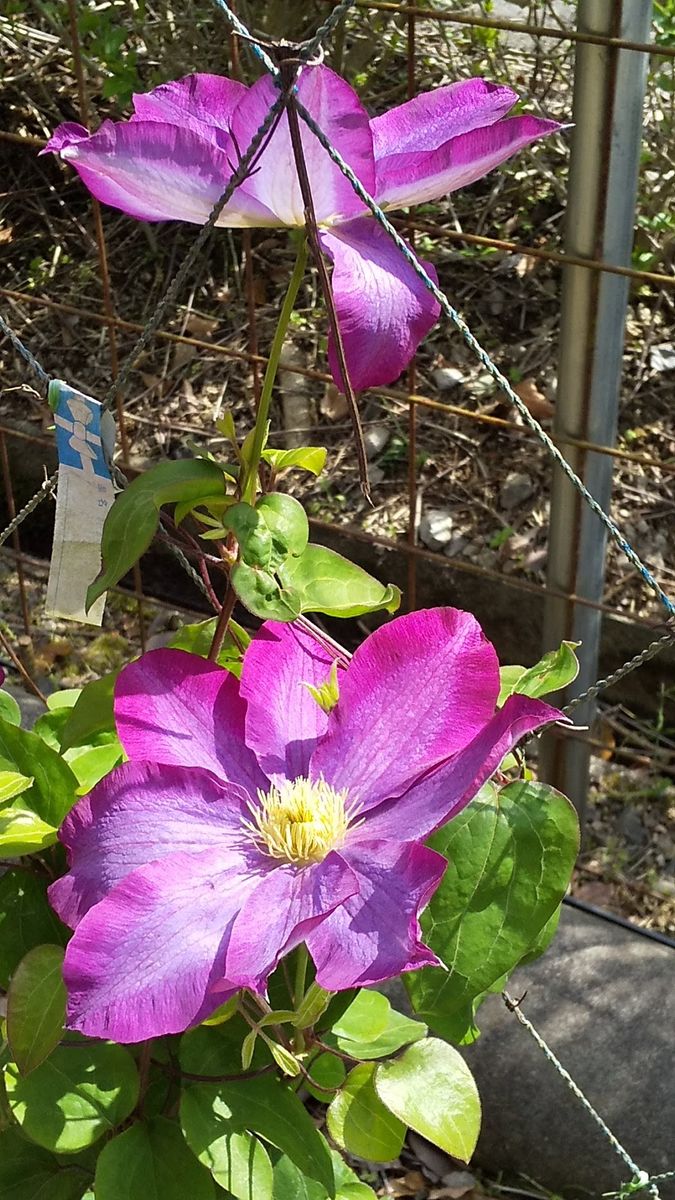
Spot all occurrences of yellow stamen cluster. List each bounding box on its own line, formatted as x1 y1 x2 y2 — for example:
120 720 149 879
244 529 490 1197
247 777 355 866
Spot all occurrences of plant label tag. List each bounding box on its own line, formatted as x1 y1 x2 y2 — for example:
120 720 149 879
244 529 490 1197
45 380 115 626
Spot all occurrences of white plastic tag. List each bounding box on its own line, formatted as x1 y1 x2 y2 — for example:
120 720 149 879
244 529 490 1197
45 381 115 626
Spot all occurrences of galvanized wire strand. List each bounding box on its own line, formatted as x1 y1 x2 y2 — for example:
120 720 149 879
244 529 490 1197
502 992 660 1200
0 470 57 549
0 313 51 391
203 0 675 619
210 0 278 74
292 99 675 619
562 630 675 714
101 91 286 417
301 0 358 60
0 87 290 550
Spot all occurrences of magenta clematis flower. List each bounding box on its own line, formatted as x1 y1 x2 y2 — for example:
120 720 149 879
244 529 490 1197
49 607 563 1044
43 69 560 391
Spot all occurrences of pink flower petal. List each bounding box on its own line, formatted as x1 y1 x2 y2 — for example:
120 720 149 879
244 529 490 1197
318 218 440 392
49 760 251 929
355 693 565 843
372 77 517 206
240 621 338 782
131 72 247 147
310 607 499 811
230 65 374 226
44 118 276 226
41 122 89 155
62 846 266 1042
114 649 267 794
306 839 445 990
223 852 359 993
375 113 562 210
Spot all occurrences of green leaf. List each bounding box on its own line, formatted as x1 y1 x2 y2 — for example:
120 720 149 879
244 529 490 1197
0 808 59 856
279 545 401 619
374 1038 481 1163
405 781 579 1042
7 946 66 1074
305 1052 346 1102
0 719 77 827
87 459 227 607
0 771 33 804
60 673 116 751
498 641 579 705
225 503 273 568
256 493 309 566
327 1063 405 1162
332 990 427 1061
0 870 67 990
181 1086 273 1200
293 983 331 1030
332 990 390 1042
169 618 250 677
0 690 21 726
231 561 301 622
272 1148 376 1200
64 741 123 793
4 1042 139 1151
262 446 327 477
0 1127 91 1200
180 1017 266 1078
95 1117 214 1200
180 1078 335 1196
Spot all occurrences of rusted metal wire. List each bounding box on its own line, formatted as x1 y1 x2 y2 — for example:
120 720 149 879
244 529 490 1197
350 0 675 58
3 287 673 477
0 431 31 634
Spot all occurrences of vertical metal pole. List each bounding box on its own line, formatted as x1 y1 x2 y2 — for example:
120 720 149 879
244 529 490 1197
541 0 653 815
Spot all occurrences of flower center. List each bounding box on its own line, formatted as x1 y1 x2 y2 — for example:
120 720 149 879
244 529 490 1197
247 777 355 865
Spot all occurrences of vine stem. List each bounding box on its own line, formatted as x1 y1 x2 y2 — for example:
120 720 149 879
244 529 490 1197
241 238 308 506
207 584 237 663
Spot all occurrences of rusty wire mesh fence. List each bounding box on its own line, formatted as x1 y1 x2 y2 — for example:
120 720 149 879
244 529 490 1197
1 0 674 825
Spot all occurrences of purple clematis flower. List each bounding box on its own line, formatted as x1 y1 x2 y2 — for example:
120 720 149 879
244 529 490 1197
49 607 563 1044
43 69 560 392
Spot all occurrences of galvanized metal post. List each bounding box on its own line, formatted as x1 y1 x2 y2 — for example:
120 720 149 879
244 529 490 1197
541 0 654 816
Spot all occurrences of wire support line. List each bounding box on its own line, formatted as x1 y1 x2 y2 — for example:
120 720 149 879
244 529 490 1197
205 0 675 618
301 0 358 60
562 630 675 714
290 99 675 619
502 991 661 1200
210 0 278 74
347 1 675 59
101 89 287 418
0 313 51 391
3 286 675 479
0 470 57 549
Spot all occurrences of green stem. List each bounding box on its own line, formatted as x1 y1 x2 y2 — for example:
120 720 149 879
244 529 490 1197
242 238 308 505
292 944 310 1054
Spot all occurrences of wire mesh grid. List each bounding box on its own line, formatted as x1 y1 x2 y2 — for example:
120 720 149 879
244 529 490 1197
1 2 674 781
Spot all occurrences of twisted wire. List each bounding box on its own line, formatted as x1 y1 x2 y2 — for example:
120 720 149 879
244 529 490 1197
101 90 287 416
301 0 358 60
503 992 660 1200
292 99 675 619
0 470 58 549
0 313 51 391
563 629 675 714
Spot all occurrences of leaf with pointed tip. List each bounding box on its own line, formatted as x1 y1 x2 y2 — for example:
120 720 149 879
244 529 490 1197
7 945 66 1074
405 780 579 1042
279 545 401 619
327 1063 405 1162
262 446 327 476
374 1039 480 1163
87 459 227 607
95 1117 214 1200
